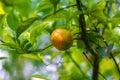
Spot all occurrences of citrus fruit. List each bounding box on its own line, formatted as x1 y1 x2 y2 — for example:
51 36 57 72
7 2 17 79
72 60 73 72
51 29 73 50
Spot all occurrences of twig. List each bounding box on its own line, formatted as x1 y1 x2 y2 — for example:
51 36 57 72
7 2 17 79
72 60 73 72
67 52 86 78
26 44 53 53
101 36 120 75
110 53 120 74
43 4 77 20
83 52 107 80
55 4 77 14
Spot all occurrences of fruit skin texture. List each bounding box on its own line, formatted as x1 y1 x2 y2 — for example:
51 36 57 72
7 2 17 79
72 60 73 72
51 29 73 50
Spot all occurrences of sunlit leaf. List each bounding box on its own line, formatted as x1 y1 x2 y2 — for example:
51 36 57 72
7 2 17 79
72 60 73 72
100 58 118 77
111 13 120 28
51 52 61 60
0 3 5 14
111 3 117 14
31 75 49 80
20 54 42 61
71 49 84 64
2 43 18 49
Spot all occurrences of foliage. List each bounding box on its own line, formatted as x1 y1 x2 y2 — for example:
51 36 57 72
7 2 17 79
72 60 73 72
0 0 120 80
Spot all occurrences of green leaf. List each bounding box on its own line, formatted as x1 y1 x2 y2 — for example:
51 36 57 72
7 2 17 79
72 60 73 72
97 47 108 58
20 54 42 61
107 43 114 50
0 14 5 27
71 49 84 64
1 42 21 51
3 62 12 74
16 17 38 37
77 40 85 49
0 15 4 21
111 3 117 14
30 22 48 44
49 0 60 12
100 58 117 77
97 43 114 58
0 57 8 60
31 75 49 80
90 11 107 23
1 36 22 52
7 12 19 31
14 0 31 17
37 0 52 12
111 13 120 28
24 42 32 50
88 1 107 23
51 52 61 59
50 0 60 5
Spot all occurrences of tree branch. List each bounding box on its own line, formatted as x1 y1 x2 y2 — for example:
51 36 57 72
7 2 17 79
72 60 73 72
75 0 97 56
83 52 107 80
75 0 99 80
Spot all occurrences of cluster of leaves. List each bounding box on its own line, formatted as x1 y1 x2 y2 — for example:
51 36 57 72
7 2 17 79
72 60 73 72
0 0 120 80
